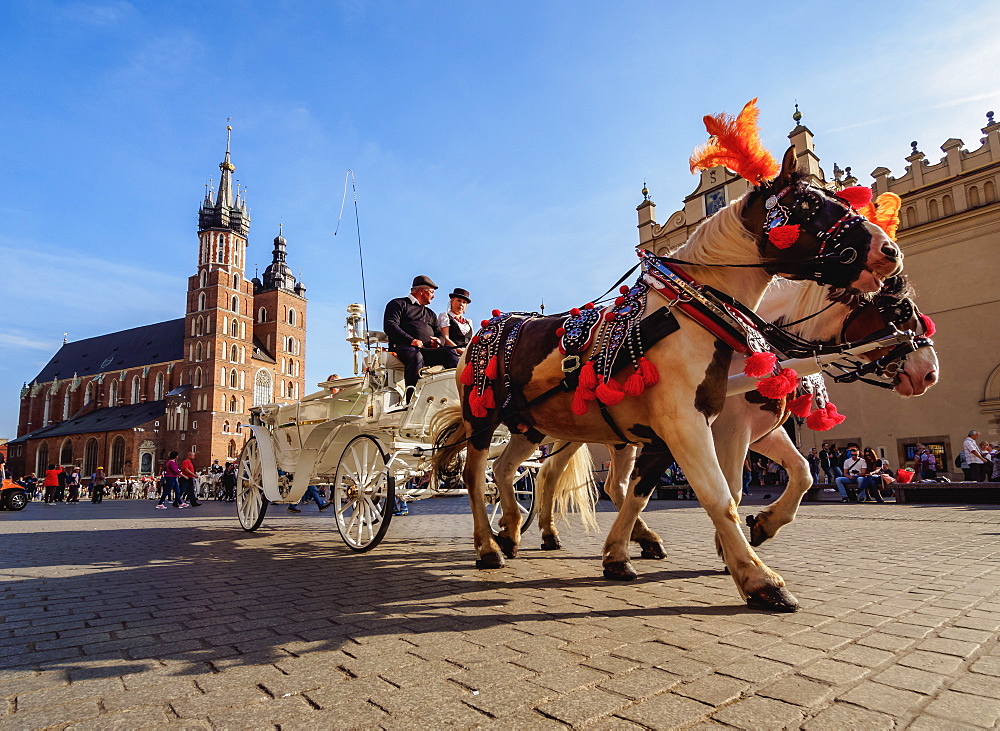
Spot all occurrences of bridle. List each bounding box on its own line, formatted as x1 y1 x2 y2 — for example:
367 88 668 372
829 291 934 389
760 182 874 285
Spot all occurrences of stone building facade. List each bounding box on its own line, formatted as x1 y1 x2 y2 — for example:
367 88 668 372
635 109 999 474
6 130 307 480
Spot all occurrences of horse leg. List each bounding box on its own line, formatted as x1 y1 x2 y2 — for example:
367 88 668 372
602 447 673 580
744 428 812 547
607 445 666 559
709 414 755 565
658 418 798 612
464 445 505 568
536 441 582 551
491 435 541 559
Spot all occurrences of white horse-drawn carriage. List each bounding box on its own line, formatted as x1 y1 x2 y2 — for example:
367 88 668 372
235 327 539 551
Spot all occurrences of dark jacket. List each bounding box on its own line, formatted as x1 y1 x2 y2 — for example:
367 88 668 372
383 297 444 349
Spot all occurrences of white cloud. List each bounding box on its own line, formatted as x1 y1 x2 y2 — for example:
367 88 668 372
0 332 57 351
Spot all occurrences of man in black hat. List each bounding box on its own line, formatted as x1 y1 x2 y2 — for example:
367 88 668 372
384 275 460 398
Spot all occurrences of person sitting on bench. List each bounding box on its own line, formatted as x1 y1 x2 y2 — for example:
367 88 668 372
383 275 459 401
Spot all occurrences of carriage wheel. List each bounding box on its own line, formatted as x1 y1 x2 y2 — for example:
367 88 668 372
488 466 538 534
333 435 395 552
236 436 269 531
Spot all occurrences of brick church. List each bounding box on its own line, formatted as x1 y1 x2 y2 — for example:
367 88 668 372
6 129 307 480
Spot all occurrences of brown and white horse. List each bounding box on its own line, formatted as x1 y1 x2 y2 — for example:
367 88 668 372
532 274 938 569
432 148 902 612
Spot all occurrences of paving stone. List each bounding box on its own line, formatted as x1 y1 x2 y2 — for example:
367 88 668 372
798 658 870 685
830 644 894 667
872 664 947 695
206 695 316 729
757 676 833 707
170 685 269 718
948 668 1000 697
534 665 610 694
717 657 790 683
754 643 826 667
897 649 966 674
65 706 174 730
711 696 804 729
617 692 713 729
836 680 925 716
0 700 101 730
536 687 630 726
969 656 1000 676
13 677 124 713
920 689 1000 728
583 654 641 675
674 673 749 706
804 701 894 729
463 681 554 718
597 667 681 700
917 636 981 657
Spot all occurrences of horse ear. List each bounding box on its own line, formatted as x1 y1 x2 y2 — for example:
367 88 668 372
774 146 798 185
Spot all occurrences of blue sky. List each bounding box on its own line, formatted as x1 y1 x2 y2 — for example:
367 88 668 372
2 0 998 436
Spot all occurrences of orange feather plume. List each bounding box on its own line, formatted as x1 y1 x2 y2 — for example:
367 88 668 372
858 192 902 240
689 98 779 186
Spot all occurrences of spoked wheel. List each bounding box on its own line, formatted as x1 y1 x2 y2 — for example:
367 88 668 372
487 466 537 533
333 435 395 552
236 436 269 531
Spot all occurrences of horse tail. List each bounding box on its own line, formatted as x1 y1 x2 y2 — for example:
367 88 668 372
552 444 599 532
430 404 466 484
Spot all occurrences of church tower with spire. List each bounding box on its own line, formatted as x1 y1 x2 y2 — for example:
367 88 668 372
252 225 307 404
180 125 257 462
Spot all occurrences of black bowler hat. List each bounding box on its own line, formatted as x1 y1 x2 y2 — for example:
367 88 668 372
411 275 438 289
448 287 471 303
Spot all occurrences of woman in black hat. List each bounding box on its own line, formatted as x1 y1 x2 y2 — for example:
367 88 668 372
438 288 473 354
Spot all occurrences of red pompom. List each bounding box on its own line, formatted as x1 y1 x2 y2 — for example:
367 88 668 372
768 224 801 249
481 319 490 328
836 186 872 210
571 389 590 415
615 297 625 306
459 362 474 386
604 312 616 321
492 309 502 317
556 326 566 337
579 361 598 390
469 387 487 418
806 402 846 431
623 371 646 397
787 393 813 417
619 285 630 295
584 302 595 309
485 356 498 380
743 351 777 378
638 357 659 386
470 336 480 345
919 314 936 337
595 376 625 405
480 386 495 410
756 368 798 399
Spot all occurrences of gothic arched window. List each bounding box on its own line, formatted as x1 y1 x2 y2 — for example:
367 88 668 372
230 369 238 388
36 442 49 475
154 373 165 400
258 307 267 323
254 370 273 407
108 380 119 407
131 376 141 404
84 438 99 477
60 438 73 465
109 436 126 475
63 388 72 419
288 308 296 326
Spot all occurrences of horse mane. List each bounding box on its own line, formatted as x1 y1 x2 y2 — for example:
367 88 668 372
672 195 762 266
762 280 849 341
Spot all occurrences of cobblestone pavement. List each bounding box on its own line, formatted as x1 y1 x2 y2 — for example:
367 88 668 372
2 494 1000 729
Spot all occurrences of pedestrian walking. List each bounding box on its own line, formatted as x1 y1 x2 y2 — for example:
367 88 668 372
42 464 61 504
287 485 332 513
66 467 81 502
221 462 237 502
962 430 987 482
180 451 202 506
90 468 107 503
157 451 186 508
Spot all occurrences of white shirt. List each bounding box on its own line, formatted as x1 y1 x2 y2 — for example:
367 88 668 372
963 437 984 464
438 311 473 341
843 456 865 475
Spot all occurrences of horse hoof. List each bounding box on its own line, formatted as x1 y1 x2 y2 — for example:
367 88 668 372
475 552 506 570
540 535 562 551
495 533 518 559
603 561 637 581
637 538 666 560
746 586 799 612
746 514 770 547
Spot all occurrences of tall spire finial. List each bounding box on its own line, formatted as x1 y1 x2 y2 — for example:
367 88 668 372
793 102 802 124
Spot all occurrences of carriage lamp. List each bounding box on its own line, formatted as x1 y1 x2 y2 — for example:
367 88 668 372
345 303 366 374
412 447 424 458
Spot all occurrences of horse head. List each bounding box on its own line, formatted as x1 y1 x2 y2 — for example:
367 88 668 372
838 275 938 396
743 147 902 293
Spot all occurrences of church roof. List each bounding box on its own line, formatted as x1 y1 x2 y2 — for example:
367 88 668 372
8 400 167 444
32 319 185 383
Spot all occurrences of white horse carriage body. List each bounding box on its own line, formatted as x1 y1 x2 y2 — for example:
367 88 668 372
236 330 538 550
